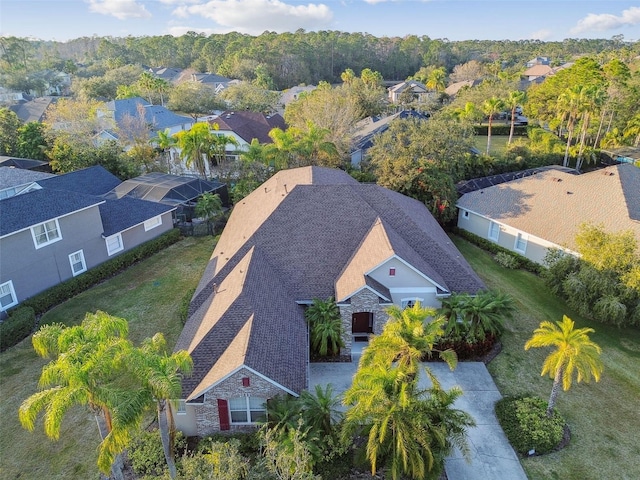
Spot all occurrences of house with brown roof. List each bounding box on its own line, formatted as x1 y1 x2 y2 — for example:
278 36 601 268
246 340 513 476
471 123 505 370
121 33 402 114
456 164 640 264
173 166 485 436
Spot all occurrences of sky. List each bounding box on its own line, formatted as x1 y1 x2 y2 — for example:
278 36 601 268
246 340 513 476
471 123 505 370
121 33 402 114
1 0 640 43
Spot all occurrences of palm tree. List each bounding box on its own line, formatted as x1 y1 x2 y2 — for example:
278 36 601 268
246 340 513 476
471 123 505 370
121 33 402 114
342 363 473 480
524 315 604 417
557 85 585 167
482 96 505 155
297 121 340 167
623 113 640 147
360 302 456 376
19 311 145 478
174 123 211 178
155 128 177 172
462 290 514 341
506 90 526 144
426 67 447 93
575 86 605 171
194 192 223 235
305 297 344 357
300 384 343 439
129 333 193 479
206 122 239 170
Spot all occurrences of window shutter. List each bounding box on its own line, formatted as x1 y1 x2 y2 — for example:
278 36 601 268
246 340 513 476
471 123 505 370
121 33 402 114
217 399 230 431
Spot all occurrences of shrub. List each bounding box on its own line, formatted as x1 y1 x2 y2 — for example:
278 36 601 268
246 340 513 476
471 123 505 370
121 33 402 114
495 396 565 455
128 429 187 477
0 307 36 351
494 251 521 269
451 228 543 275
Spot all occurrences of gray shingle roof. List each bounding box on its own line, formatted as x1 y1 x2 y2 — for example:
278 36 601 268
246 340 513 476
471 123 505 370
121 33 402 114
0 188 103 237
98 196 175 236
37 165 122 196
0 166 54 190
176 166 485 398
457 164 640 250
104 97 191 132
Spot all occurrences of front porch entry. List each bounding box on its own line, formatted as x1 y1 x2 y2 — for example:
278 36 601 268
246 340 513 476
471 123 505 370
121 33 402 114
352 311 373 342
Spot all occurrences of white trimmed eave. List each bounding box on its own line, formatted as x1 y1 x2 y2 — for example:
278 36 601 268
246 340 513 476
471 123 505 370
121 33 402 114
366 254 449 295
336 284 391 304
187 364 299 401
100 207 177 239
0 201 106 240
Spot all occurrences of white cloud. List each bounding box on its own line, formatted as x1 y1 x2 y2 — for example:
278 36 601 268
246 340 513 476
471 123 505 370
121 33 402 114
87 0 151 19
528 29 552 41
176 0 333 34
571 6 640 34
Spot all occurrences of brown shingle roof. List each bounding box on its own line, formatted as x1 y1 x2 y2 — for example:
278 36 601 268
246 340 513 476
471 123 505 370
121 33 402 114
210 111 286 144
457 164 640 250
177 166 485 398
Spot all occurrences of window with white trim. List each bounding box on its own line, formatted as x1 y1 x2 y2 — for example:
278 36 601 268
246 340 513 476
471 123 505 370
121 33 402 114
31 219 61 248
105 233 124 256
0 281 18 311
401 298 424 309
68 250 87 276
488 221 500 241
177 400 187 415
228 397 266 424
462 210 470 219
514 232 528 253
143 215 162 231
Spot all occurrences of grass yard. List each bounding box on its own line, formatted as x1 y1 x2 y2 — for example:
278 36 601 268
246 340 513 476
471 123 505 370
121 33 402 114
0 235 215 480
473 134 528 156
452 236 640 480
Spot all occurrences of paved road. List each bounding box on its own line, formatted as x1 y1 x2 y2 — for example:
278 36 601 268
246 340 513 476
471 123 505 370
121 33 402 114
309 360 528 480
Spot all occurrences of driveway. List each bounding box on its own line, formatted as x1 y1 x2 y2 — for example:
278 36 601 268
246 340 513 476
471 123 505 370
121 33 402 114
309 359 528 480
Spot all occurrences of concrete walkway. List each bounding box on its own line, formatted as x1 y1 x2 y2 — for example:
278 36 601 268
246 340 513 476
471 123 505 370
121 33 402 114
309 357 528 480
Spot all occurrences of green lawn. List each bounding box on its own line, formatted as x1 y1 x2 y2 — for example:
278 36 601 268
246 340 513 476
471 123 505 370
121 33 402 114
0 236 215 480
452 236 640 480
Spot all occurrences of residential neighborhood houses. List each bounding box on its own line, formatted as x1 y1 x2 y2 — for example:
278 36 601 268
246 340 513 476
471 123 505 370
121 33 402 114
1 33 640 480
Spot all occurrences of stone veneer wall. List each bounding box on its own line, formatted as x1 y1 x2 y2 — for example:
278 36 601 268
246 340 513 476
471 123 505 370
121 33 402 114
193 367 288 436
338 289 390 358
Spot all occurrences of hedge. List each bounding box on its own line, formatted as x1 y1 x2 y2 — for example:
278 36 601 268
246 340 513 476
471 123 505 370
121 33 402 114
0 307 36 352
451 227 544 275
495 396 565 455
473 125 528 136
20 228 182 317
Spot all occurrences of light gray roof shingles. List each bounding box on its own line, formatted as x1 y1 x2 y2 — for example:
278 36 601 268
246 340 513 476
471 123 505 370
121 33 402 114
457 164 640 250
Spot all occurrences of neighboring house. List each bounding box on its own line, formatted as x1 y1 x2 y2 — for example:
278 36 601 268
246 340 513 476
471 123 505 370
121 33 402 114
0 156 51 172
522 64 553 81
208 110 286 155
456 164 640 264
526 56 551 68
190 73 235 94
277 85 317 114
173 166 485 436
8 96 57 123
96 97 193 143
387 80 430 103
444 79 483 97
148 67 184 83
0 165 175 312
350 110 430 168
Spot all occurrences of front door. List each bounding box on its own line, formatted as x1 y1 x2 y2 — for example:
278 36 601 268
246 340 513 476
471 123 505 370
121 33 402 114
352 312 373 334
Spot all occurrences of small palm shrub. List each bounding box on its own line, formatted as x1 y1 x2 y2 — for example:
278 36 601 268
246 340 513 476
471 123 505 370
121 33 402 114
305 297 344 358
495 396 565 455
